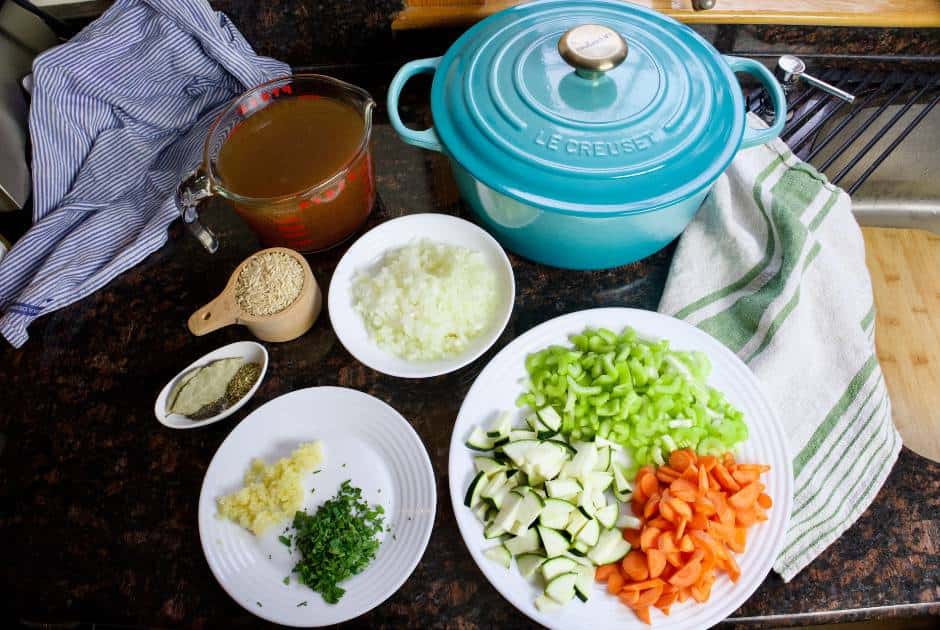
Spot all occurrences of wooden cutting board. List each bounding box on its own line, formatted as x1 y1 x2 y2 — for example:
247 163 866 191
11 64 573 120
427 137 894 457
393 0 940 29
863 227 940 463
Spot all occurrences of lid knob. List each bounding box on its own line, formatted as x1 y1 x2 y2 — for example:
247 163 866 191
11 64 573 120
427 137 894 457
558 24 628 81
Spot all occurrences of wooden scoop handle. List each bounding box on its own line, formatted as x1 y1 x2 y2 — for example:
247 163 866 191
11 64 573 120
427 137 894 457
188 292 238 336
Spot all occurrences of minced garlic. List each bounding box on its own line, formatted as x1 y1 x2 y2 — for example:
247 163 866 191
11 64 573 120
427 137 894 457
216 441 324 535
234 251 304 317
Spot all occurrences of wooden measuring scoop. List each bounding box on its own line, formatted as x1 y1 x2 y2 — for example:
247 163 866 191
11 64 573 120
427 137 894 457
188 247 321 342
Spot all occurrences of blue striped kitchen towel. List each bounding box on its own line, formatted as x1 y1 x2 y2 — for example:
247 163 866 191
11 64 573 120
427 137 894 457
659 117 900 580
0 0 288 347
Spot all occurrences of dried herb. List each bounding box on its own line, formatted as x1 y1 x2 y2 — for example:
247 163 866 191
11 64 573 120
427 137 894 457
290 480 385 604
226 362 261 404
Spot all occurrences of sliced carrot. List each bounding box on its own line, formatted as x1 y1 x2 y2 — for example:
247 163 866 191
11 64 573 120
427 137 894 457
639 472 660 499
711 463 740 492
698 464 710 494
618 589 640 607
668 560 702 588
677 587 689 603
693 496 716 517
647 516 671 531
730 528 747 553
622 550 649 581
707 520 737 545
622 578 665 591
634 605 652 625
726 552 741 582
667 497 693 521
732 468 759 485
737 463 771 474
631 497 646 518
607 570 625 594
690 512 709 531
640 527 661 552
755 506 769 522
635 583 664 607
658 496 677 522
656 467 680 484
735 507 758 527
699 454 717 471
623 528 642 547
668 449 696 472
644 493 661 520
675 517 688 541
729 482 762 510
679 534 695 553
647 548 667 578
669 477 698 503
595 563 617 582
657 530 677 552
666 551 683 568
757 493 773 509
655 589 678 611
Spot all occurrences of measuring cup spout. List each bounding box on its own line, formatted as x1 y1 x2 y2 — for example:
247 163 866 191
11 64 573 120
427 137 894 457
177 168 219 253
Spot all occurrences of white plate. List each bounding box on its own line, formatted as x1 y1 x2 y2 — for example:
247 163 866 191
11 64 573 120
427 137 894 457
448 308 793 630
155 341 268 429
328 213 515 378
198 387 436 627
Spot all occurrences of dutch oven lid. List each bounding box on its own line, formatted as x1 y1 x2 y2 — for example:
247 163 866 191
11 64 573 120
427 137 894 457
431 0 746 216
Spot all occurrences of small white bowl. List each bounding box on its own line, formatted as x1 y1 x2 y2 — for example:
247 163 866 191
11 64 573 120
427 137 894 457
328 214 515 378
154 341 269 429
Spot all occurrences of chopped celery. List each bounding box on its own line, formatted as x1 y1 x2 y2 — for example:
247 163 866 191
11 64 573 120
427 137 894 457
519 327 748 474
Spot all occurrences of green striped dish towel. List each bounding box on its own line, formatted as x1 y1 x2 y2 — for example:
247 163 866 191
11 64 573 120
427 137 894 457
658 121 901 581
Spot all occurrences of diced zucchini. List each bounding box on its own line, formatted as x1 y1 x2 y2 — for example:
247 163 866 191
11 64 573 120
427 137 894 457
515 489 545 529
575 518 600 547
484 544 511 569
474 456 508 477
486 413 512 439
502 440 539 466
589 471 614 492
569 442 598 480
505 527 541 555
481 471 508 499
545 572 578 604
536 406 563 432
510 429 538 442
516 552 546 579
578 483 595 516
587 529 631 565
591 489 607 509
537 526 569 557
489 484 511 509
596 503 619 529
595 435 622 451
466 427 493 451
545 478 581 500
565 510 589 538
593 446 611 472
473 502 491 523
536 429 559 440
534 593 562 612
524 414 540 431
616 514 643 530
464 471 487 509
574 564 593 602
539 498 576 529
507 520 530 536
545 439 577 457
484 522 507 539
492 492 522 532
541 556 578 582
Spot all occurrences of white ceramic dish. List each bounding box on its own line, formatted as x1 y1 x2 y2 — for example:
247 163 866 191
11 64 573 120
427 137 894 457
449 308 793 630
198 386 436 627
154 341 268 429
328 213 515 378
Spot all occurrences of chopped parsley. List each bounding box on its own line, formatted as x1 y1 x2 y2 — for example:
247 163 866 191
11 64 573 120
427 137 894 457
278 535 292 548
256 602 262 608
283 576 290 585
297 601 308 607
290 480 385 604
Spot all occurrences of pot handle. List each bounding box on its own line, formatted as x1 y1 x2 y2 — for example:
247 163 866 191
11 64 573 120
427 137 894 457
724 56 787 150
388 58 444 153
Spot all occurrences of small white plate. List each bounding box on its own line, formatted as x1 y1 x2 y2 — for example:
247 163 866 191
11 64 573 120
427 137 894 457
198 387 436 627
154 341 268 429
449 308 793 630
328 213 515 378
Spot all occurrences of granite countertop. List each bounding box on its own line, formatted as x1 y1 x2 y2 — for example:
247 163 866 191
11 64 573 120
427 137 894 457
1 73 939 628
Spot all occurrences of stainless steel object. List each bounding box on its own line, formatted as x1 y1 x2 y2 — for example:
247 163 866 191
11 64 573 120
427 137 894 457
775 55 855 103
558 24 628 80
691 0 716 10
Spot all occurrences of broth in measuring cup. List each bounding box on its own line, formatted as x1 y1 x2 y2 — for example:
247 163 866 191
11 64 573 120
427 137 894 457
216 95 374 252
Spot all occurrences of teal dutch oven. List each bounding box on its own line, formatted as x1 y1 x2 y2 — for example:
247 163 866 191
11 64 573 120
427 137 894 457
388 0 786 270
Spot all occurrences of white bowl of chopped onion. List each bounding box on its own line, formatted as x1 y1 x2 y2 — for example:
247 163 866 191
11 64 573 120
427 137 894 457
328 214 515 378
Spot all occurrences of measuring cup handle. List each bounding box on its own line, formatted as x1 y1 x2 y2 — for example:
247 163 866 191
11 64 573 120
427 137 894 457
724 56 787 150
387 58 444 153
188 292 238 336
177 168 219 253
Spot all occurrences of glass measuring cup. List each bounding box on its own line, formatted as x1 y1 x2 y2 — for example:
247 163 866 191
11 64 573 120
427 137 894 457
177 75 376 253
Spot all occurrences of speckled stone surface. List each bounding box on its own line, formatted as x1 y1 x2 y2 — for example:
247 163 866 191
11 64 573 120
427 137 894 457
2 71 939 626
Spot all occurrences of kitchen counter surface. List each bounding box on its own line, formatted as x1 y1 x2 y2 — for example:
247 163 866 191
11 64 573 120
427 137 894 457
1 84 939 627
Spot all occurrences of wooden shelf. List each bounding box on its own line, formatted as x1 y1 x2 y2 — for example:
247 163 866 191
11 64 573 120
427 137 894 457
393 1 940 30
